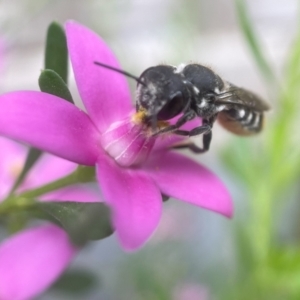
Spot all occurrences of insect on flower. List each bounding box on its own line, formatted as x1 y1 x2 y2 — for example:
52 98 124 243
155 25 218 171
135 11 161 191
94 62 270 153
0 21 233 250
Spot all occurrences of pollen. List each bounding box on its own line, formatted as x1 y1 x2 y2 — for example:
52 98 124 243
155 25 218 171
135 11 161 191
156 120 169 129
131 109 170 136
132 109 148 124
147 120 170 136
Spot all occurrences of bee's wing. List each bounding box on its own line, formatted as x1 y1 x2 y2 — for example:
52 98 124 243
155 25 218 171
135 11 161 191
216 83 270 111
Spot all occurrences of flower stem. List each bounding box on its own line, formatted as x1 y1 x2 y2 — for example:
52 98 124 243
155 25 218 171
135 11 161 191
19 172 78 199
0 197 36 215
0 166 96 215
19 165 95 198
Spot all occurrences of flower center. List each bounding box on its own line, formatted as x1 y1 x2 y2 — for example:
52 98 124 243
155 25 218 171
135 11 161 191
100 115 156 167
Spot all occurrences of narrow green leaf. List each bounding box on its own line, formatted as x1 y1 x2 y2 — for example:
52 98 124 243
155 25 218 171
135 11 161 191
38 69 73 103
9 148 42 194
235 0 275 84
281 25 300 109
37 201 114 246
45 22 68 83
51 269 98 295
10 23 69 193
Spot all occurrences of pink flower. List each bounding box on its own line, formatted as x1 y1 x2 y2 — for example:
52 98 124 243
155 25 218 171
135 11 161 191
173 283 209 300
0 21 233 251
0 137 100 300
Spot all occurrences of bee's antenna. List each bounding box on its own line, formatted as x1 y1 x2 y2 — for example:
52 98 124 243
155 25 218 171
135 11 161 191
94 61 145 86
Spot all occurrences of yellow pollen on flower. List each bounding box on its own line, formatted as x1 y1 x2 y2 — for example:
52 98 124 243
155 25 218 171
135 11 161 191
131 109 170 136
131 109 148 124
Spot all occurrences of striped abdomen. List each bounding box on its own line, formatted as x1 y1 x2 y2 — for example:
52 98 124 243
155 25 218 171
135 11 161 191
217 106 264 135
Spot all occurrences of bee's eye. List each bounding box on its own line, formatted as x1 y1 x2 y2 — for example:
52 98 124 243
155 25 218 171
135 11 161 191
157 92 185 120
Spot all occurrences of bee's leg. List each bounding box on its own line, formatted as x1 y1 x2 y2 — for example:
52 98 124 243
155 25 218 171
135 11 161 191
174 123 211 136
173 118 214 153
153 110 196 136
173 131 212 153
202 131 212 151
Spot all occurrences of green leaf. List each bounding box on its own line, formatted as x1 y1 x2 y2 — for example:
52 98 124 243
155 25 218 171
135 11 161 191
38 69 73 103
45 22 68 83
269 247 300 273
10 23 70 193
51 269 98 295
235 0 275 85
234 225 256 275
266 247 300 294
37 201 114 246
9 147 42 194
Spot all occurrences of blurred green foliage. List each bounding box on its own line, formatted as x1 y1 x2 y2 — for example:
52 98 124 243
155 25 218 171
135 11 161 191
219 0 300 298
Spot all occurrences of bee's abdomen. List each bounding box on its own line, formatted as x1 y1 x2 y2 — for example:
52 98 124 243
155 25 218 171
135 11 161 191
217 107 264 135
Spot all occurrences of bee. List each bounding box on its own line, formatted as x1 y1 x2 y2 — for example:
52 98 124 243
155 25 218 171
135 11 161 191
94 62 270 153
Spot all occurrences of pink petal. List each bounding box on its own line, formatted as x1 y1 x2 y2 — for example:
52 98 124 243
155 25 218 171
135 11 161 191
173 283 209 300
66 21 132 132
0 137 27 200
0 91 100 165
18 154 77 192
0 224 77 300
96 152 162 250
40 184 101 202
143 151 233 217
100 116 155 167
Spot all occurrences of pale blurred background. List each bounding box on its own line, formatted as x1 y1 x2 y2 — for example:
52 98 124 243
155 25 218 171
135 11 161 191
0 0 298 299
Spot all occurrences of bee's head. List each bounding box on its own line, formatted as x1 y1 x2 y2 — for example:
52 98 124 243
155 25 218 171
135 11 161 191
136 65 190 128
93 61 191 129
